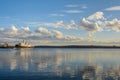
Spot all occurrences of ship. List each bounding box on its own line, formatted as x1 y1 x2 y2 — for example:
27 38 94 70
15 40 34 48
0 42 14 48
0 42 9 48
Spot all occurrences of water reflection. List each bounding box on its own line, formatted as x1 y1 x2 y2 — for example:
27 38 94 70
0 48 120 80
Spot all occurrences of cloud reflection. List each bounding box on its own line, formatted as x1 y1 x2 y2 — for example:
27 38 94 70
0 49 120 79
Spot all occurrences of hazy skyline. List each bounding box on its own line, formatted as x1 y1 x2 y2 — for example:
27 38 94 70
0 0 120 45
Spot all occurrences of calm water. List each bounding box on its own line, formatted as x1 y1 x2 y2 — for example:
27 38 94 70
0 48 120 80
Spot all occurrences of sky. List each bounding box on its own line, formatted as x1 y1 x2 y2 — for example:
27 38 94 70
0 0 120 45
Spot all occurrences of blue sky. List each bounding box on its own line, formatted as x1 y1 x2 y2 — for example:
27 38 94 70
0 0 120 45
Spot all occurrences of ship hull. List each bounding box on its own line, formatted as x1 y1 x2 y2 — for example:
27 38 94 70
15 45 34 48
15 46 34 48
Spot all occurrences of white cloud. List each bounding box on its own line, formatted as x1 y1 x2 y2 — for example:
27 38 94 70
54 21 65 28
0 27 4 31
34 27 63 39
0 26 18 36
49 14 64 17
64 35 78 41
80 18 103 32
45 22 63 28
66 20 78 29
27 12 105 31
10 25 18 32
1 25 120 45
41 21 64 28
64 10 83 13
65 4 79 8
87 12 105 20
104 18 120 32
105 6 120 11
0 26 85 45
0 11 120 45
25 11 118 34
35 27 63 39
1 27 32 40
42 20 77 29
51 30 63 39
65 4 87 9
21 27 30 32
42 22 56 27
35 27 49 34
1 11 119 45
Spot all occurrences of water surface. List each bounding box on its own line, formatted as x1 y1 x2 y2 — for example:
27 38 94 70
0 48 120 80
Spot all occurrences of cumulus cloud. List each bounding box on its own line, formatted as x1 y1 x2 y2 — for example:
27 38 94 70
1 11 120 45
25 11 119 34
0 25 119 45
80 18 103 32
42 12 105 33
35 27 49 34
85 11 120 33
42 20 77 29
0 26 18 36
104 18 120 32
27 27 64 40
66 20 78 29
51 30 63 39
0 26 83 44
0 26 54 40
87 12 105 20
77 12 106 37
64 35 79 41
54 21 65 28
21 27 30 32
105 6 120 11
10 26 18 32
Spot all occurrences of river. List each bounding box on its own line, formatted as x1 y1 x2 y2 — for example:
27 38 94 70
0 48 120 80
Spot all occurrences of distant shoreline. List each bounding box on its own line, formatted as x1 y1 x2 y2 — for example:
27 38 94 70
35 45 120 48
1 45 120 49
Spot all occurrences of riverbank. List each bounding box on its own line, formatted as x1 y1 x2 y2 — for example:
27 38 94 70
35 45 120 48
